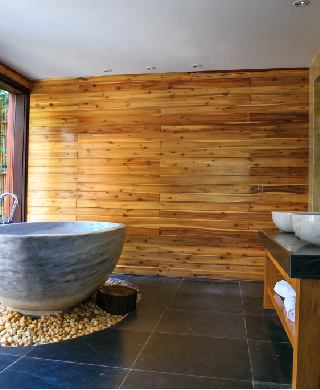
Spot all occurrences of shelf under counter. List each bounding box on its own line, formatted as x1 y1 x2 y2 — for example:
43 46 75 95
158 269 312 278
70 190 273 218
268 286 295 345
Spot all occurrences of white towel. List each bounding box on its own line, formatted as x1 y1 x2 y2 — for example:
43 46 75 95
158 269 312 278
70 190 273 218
284 295 296 322
274 280 296 298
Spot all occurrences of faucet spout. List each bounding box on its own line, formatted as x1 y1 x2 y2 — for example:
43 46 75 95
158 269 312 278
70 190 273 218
0 193 21 223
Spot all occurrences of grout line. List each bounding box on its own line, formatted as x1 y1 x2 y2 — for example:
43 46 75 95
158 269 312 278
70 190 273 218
0 355 23 375
17 355 127 370
239 282 254 387
118 277 185 388
154 331 247 340
246 338 291 344
129 367 253 384
0 345 36 376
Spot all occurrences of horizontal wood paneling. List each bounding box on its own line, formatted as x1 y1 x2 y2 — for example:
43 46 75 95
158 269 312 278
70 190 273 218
28 68 309 281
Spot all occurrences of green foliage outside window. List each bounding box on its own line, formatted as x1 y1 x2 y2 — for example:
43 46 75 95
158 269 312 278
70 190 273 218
0 90 8 116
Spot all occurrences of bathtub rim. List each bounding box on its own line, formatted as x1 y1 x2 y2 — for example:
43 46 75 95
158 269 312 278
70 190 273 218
0 221 126 237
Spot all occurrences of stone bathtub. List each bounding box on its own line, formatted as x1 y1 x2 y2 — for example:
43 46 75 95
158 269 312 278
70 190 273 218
0 221 126 315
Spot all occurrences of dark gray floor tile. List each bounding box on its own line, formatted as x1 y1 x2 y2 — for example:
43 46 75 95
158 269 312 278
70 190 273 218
0 353 20 372
240 282 264 297
137 289 176 308
0 345 35 356
0 356 128 389
128 276 183 292
249 340 293 384
113 305 165 332
122 369 253 389
254 381 291 389
179 279 241 296
0 275 292 389
25 328 150 369
155 308 247 339
133 333 252 381
245 313 289 342
242 296 265 315
169 292 243 313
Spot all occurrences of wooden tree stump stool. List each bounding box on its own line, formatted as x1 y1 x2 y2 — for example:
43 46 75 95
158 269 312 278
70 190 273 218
97 285 138 316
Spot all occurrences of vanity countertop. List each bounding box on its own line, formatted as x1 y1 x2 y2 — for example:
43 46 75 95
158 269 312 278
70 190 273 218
258 228 320 279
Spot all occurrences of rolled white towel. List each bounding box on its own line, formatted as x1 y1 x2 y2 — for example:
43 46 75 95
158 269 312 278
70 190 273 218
274 280 296 298
284 295 296 322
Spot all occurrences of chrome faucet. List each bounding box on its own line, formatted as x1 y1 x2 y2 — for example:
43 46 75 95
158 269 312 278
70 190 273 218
0 193 21 223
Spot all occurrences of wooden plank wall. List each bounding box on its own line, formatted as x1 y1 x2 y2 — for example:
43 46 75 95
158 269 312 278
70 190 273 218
28 68 309 281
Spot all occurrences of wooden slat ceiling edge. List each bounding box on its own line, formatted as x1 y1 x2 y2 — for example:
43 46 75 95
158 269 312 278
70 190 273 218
0 60 31 91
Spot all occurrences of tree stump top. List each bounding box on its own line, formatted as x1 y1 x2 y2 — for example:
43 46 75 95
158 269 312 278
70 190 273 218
99 285 137 297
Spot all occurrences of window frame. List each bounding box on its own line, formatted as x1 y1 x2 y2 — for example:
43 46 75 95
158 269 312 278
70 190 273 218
0 73 30 222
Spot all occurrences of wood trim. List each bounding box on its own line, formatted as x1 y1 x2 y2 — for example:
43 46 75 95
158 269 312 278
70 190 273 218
0 60 30 91
197 67 309 74
267 252 297 290
5 94 14 219
6 94 29 222
309 52 320 211
0 73 30 95
293 278 320 389
263 252 278 310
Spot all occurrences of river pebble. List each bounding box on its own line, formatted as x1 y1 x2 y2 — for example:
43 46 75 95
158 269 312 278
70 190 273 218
0 278 140 347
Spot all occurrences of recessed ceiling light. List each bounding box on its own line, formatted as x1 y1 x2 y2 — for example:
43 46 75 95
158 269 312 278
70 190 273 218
192 64 202 68
103 69 112 72
293 0 309 6
146 66 156 70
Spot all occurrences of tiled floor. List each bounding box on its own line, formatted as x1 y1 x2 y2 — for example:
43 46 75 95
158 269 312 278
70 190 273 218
0 275 293 389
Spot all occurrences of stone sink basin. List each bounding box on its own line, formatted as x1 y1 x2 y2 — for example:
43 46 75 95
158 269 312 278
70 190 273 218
0 221 126 315
272 211 320 233
272 211 296 232
290 214 320 246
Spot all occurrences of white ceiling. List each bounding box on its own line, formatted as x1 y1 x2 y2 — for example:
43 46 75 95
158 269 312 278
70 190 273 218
0 0 320 80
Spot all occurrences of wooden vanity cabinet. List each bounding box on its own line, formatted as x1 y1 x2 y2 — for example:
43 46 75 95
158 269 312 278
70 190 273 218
259 229 320 389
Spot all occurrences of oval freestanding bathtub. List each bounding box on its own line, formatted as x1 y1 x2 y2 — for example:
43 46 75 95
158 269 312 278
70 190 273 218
0 221 126 315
